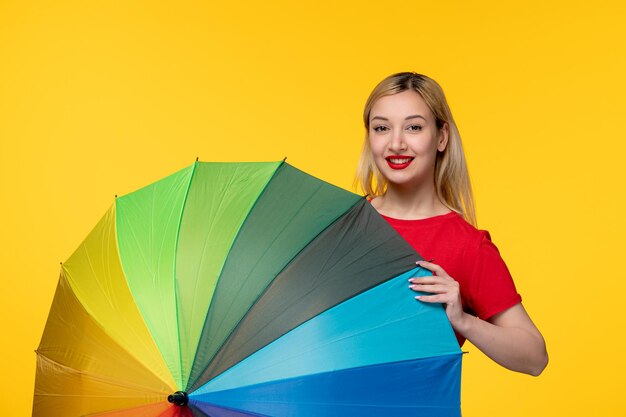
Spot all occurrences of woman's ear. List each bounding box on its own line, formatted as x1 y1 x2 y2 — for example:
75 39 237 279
437 122 449 152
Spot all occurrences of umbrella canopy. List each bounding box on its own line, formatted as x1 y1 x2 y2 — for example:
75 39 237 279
34 161 462 417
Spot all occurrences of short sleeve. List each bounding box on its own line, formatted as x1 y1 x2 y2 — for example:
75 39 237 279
465 232 522 320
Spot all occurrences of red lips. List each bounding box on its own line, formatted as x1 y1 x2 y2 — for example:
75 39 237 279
385 156 414 170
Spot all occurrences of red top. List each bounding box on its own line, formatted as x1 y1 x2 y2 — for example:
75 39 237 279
381 211 522 346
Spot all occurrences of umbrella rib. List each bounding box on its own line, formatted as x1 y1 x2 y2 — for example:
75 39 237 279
173 160 198 389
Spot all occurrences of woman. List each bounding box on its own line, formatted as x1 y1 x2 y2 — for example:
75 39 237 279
357 72 548 376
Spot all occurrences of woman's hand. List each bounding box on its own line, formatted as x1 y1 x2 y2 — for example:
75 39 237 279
409 260 548 376
409 260 469 331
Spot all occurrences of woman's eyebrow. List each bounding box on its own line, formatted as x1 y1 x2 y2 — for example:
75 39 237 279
370 115 426 122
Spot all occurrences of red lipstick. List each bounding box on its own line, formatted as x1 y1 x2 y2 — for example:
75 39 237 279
385 156 414 170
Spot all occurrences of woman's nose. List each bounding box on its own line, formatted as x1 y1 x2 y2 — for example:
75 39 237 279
389 131 407 151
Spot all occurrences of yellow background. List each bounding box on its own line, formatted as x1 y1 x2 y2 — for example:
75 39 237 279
1 1 624 416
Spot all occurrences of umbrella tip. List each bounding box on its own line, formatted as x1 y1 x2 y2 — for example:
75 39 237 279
196 156 199 162
115 194 118 199
282 156 287 162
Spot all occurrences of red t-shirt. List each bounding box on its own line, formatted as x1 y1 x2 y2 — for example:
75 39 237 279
381 211 522 346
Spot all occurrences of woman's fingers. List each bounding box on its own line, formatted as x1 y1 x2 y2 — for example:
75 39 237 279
409 276 461 304
409 276 450 284
409 283 447 293
415 260 447 276
414 294 448 303
411 261 465 327
411 286 457 304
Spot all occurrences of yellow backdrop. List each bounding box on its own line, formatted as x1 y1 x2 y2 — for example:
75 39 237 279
1 1 624 416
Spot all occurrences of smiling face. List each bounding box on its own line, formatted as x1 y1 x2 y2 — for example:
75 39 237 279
368 89 448 191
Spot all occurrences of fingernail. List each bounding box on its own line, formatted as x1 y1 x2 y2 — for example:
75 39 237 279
415 295 422 300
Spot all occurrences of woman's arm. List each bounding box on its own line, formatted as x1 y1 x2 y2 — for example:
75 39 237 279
410 260 548 376
456 303 548 376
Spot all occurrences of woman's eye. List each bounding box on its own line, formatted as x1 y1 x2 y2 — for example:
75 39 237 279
373 125 388 132
407 125 423 131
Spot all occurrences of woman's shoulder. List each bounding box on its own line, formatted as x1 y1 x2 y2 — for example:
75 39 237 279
447 211 490 237
436 211 493 248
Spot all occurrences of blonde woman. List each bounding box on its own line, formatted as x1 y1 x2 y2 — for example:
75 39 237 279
357 72 548 376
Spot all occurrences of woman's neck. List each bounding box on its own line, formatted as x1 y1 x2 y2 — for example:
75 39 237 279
371 181 451 220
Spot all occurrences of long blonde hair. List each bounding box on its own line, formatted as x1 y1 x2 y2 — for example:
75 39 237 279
355 72 477 226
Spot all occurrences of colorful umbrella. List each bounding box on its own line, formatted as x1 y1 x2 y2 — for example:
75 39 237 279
34 160 462 417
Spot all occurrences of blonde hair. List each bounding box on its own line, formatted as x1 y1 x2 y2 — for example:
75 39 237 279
355 72 477 226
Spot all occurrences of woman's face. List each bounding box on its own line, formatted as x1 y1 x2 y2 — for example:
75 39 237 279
368 89 448 191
